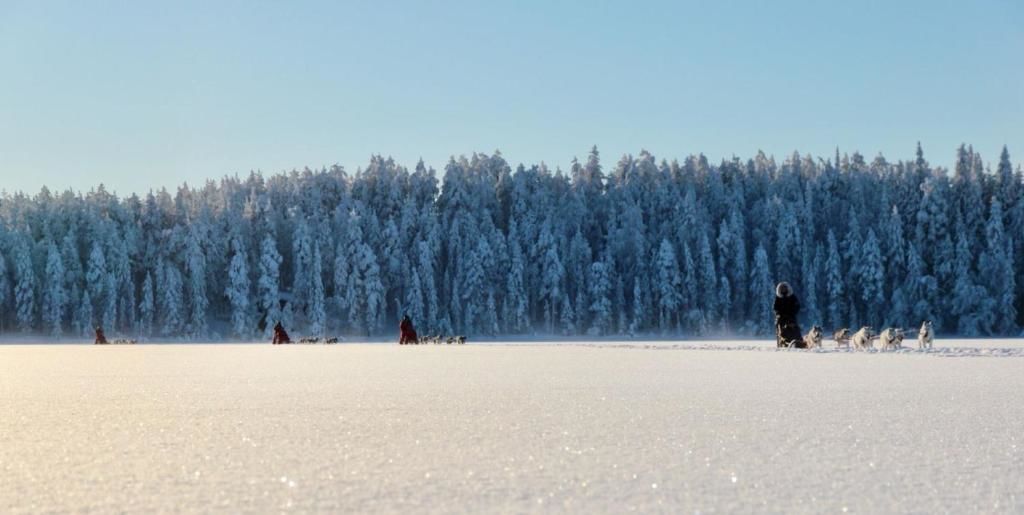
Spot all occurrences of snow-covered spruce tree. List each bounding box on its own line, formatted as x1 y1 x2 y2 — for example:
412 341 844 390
42 242 67 337
748 244 773 335
980 201 1017 334
0 251 10 333
537 222 564 333
185 229 208 338
225 236 251 338
950 223 988 336
77 290 93 336
290 217 313 325
416 239 439 333
308 241 326 338
858 229 885 327
139 272 155 337
257 235 283 337
161 261 186 336
461 238 489 335
697 231 718 325
85 241 107 331
655 238 681 332
332 240 351 333
504 223 529 333
353 242 385 336
13 238 37 332
405 267 425 330
587 257 613 336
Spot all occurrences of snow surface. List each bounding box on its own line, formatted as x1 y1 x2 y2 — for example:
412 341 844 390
1 341 1023 513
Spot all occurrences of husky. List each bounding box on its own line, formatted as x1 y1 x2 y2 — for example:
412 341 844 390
803 326 823 348
833 328 851 349
918 320 934 350
325 337 340 344
851 326 875 350
878 328 904 351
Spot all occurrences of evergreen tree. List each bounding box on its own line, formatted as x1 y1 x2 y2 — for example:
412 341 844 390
824 230 845 330
748 244 773 335
185 229 208 337
980 201 1017 334
13 239 36 332
308 242 326 337
858 229 885 326
655 238 681 331
140 272 155 337
257 235 283 337
161 261 185 336
42 242 66 337
225 236 251 338
587 258 613 336
0 252 10 333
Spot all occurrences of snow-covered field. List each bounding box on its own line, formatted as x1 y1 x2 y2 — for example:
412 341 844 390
1 341 1022 513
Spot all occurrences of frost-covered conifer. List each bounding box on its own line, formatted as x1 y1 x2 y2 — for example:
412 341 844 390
655 239 681 331
185 230 208 337
748 244 773 335
257 235 282 337
308 242 326 338
140 272 155 337
226 236 251 338
42 242 66 337
13 239 36 332
161 261 185 336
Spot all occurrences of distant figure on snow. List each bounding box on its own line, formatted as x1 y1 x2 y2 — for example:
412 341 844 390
94 326 108 345
272 321 291 344
399 314 418 345
774 282 804 348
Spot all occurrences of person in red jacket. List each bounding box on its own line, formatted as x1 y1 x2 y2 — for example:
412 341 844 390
399 314 418 345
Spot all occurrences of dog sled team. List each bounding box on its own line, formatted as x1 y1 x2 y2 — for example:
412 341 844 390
267 314 466 346
399 314 466 345
775 281 935 351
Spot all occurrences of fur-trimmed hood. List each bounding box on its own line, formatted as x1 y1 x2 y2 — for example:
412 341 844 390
776 282 792 298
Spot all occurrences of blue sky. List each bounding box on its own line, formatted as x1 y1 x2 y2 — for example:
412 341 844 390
1 0 1021 195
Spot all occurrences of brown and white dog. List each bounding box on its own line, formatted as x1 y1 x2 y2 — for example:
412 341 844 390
833 328 851 349
918 320 934 350
804 326 824 348
878 328 905 351
831 329 847 350
851 326 875 350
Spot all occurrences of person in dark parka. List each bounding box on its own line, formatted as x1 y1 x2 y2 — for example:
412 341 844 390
773 282 804 348
272 321 291 344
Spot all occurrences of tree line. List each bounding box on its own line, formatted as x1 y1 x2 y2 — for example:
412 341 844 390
0 143 1019 339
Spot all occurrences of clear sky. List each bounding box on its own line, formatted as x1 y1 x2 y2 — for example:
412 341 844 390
1 0 1021 196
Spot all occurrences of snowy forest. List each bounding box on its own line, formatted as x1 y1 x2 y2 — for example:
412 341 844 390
0 143 1020 340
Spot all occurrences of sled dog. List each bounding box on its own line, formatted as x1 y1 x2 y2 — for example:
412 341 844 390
851 326 875 350
833 328 851 349
804 326 823 348
918 320 934 350
878 328 904 351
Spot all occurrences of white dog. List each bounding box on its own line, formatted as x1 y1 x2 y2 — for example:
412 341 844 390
851 326 875 350
878 328 904 351
804 326 823 348
918 320 934 350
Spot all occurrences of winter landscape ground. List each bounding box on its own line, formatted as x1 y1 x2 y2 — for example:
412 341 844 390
2 340 1022 513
